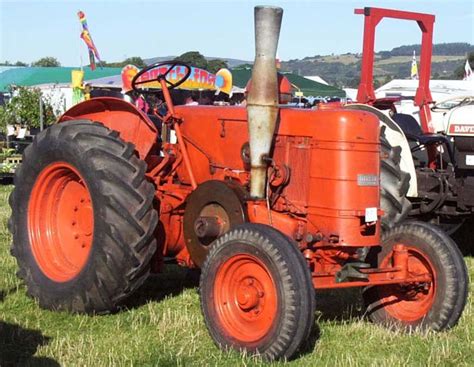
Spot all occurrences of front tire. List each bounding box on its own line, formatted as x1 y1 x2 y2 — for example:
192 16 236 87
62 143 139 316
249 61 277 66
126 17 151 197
364 222 468 331
200 223 316 361
9 120 158 313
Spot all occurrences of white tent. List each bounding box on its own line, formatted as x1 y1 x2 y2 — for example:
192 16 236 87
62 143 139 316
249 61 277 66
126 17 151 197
34 83 72 114
303 75 329 85
343 88 358 101
376 79 474 102
85 74 122 89
376 79 474 132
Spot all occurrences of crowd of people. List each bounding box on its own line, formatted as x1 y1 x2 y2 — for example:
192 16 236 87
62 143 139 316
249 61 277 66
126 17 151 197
128 89 245 117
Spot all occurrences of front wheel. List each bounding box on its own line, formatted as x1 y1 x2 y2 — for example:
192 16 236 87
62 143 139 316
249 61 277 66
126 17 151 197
200 224 316 361
364 222 468 331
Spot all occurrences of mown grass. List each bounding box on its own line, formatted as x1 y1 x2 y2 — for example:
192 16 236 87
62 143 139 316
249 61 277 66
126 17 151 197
374 55 465 66
0 184 472 366
309 54 465 66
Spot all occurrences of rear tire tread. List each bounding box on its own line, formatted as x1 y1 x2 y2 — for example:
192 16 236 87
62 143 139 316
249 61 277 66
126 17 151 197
9 120 157 314
380 128 411 228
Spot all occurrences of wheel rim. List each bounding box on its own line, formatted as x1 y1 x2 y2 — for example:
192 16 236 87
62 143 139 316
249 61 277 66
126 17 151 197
28 162 94 282
214 254 278 343
379 246 436 322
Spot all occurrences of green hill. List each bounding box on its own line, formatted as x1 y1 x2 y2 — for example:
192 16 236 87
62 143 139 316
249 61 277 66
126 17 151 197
281 42 473 88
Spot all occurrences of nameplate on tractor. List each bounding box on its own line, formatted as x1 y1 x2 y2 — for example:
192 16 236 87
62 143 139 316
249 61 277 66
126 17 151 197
357 174 379 187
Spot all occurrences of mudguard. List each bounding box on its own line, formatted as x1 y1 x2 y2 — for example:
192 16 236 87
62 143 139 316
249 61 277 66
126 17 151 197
446 104 474 137
58 97 158 160
344 104 418 197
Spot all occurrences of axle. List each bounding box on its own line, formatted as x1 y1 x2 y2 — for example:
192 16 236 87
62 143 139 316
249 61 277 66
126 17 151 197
311 244 430 289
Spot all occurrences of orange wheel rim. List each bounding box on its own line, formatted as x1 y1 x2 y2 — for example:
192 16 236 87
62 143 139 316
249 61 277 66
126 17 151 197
28 162 94 282
214 254 278 343
380 246 436 322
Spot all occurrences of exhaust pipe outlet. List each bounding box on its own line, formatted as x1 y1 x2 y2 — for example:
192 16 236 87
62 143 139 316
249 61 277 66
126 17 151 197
246 5 283 199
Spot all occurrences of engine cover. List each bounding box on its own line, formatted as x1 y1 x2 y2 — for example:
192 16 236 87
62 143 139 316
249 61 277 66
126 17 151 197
447 104 474 138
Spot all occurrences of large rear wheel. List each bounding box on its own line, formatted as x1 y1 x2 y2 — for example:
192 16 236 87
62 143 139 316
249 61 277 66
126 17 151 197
200 223 315 361
364 222 468 331
9 120 158 313
380 127 411 229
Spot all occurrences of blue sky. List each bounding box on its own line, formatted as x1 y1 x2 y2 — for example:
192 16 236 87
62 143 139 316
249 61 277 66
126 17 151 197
1 0 473 67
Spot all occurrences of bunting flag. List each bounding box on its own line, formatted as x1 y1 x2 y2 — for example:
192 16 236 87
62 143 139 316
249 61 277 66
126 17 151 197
463 59 473 81
411 50 418 80
78 11 101 70
276 53 281 70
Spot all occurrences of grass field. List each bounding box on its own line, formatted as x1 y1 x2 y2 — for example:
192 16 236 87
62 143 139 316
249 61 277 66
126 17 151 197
307 54 465 66
374 55 465 66
0 184 472 366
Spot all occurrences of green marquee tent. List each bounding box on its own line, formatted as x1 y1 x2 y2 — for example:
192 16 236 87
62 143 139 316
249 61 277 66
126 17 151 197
231 68 346 98
0 67 122 92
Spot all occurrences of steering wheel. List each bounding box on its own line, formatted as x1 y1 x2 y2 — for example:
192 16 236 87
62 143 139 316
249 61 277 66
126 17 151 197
131 61 192 94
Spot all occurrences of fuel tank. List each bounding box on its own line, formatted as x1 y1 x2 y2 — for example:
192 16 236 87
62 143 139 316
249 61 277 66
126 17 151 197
303 109 381 246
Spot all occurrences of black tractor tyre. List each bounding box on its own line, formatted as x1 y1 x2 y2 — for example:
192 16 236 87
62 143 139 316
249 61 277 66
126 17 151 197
380 126 411 229
363 222 468 331
9 120 158 314
200 223 316 361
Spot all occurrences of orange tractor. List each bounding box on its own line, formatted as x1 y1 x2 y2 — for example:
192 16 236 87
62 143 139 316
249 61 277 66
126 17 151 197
10 6 468 361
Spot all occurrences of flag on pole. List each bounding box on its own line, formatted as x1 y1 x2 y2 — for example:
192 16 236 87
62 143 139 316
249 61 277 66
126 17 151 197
411 50 418 80
78 11 102 70
463 59 473 81
276 53 281 69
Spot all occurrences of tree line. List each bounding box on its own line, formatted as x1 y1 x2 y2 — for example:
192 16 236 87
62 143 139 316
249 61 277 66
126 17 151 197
99 52 229 74
0 57 61 67
1 52 229 74
381 42 474 57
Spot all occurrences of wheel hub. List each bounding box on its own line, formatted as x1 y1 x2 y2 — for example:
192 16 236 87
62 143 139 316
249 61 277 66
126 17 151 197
214 253 277 343
380 246 436 321
236 278 264 311
28 162 94 282
75 198 93 237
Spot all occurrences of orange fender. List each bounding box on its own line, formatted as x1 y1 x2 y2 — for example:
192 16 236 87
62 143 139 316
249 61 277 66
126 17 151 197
58 97 158 160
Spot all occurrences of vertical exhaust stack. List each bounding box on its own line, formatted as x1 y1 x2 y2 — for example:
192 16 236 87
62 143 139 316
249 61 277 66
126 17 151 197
247 6 283 199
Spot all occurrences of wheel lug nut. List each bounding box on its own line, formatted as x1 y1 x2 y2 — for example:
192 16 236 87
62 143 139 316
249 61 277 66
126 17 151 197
74 234 79 239
74 206 78 212
247 278 254 286
72 221 76 226
258 291 264 298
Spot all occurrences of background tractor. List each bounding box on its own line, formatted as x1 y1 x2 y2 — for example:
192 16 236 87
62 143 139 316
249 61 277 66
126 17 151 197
9 5 468 361
350 7 474 239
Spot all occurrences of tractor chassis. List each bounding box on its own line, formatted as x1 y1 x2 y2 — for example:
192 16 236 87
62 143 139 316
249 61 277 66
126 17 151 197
413 167 474 215
311 256 431 290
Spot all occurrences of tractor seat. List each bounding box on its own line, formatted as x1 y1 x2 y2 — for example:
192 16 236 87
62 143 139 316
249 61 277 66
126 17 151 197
392 113 454 163
392 113 423 138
